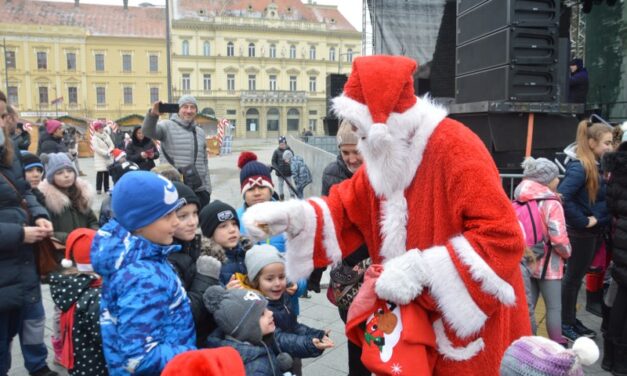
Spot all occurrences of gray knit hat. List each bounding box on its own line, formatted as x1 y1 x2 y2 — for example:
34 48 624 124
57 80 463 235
203 286 268 344
337 119 359 147
41 153 78 184
177 95 198 109
522 157 559 185
245 244 285 282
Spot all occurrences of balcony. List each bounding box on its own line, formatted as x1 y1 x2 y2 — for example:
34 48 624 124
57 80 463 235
240 90 307 104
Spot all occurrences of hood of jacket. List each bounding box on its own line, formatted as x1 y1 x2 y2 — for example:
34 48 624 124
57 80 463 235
49 272 100 311
131 126 151 147
38 177 94 215
91 219 182 279
514 179 560 203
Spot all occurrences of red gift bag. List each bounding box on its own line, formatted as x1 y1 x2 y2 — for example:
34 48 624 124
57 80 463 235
345 265 437 376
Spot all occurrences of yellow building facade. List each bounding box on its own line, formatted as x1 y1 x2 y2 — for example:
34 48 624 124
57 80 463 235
171 0 361 138
0 1 167 123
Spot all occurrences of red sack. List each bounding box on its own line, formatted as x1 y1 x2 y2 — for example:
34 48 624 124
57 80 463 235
345 265 437 376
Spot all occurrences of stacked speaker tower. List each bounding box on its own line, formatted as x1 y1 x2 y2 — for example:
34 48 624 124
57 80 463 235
455 0 560 104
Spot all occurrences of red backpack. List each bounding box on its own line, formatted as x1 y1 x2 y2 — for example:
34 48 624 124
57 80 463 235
512 198 556 279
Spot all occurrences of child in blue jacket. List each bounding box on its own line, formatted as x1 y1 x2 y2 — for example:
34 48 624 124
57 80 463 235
91 171 196 375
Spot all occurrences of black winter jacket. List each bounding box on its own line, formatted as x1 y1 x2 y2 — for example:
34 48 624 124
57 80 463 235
268 293 326 338
0 144 49 312
271 147 293 177
321 154 353 196
38 131 68 156
125 126 159 171
604 149 627 287
49 272 107 375
168 235 219 348
12 132 31 151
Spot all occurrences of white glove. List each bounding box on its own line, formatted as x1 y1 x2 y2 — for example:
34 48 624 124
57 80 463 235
375 249 429 305
242 200 306 242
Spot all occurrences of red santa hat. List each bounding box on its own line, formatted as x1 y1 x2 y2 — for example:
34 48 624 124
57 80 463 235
111 148 126 162
61 228 97 271
161 348 245 376
332 55 418 144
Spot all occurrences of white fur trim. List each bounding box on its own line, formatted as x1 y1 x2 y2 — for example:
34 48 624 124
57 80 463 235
332 95 447 197
308 197 342 266
379 191 408 262
375 249 427 304
450 235 516 306
434 319 485 361
61 258 73 268
76 263 94 272
422 246 487 339
284 202 317 281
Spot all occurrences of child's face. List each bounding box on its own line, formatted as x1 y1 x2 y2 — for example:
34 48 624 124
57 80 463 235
135 210 180 245
257 262 287 301
244 185 272 207
211 219 240 249
259 308 275 336
25 167 43 188
174 203 198 242
53 168 76 189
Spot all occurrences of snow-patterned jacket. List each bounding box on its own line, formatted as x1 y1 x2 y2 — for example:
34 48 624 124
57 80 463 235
289 155 312 191
49 272 107 375
91 219 196 375
514 179 571 279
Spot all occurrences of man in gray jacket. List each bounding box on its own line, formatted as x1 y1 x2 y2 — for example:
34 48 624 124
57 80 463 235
142 95 211 207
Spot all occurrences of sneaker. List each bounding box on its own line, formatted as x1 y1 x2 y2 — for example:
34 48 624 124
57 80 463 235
574 319 597 338
30 365 59 376
562 324 581 342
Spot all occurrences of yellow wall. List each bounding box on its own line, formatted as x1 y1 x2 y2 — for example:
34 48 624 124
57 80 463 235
0 23 167 122
171 15 361 138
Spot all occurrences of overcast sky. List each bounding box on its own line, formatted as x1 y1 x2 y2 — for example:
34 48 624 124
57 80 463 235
44 0 364 31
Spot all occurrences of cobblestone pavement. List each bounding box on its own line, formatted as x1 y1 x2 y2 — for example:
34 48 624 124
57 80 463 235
9 138 609 375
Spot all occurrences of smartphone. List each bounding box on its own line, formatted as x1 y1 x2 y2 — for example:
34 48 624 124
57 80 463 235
158 102 180 113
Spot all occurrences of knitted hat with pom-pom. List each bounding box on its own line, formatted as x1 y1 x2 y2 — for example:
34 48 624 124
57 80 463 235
238 151 273 195
61 228 97 271
500 336 599 376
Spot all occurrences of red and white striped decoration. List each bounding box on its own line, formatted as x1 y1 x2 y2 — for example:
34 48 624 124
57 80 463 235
217 118 229 146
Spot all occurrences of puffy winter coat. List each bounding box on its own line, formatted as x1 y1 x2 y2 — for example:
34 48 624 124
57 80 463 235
49 272 107 375
289 155 312 190
514 179 571 279
38 131 67 156
168 235 220 348
0 144 49 312
267 293 326 339
142 113 211 194
38 178 99 244
558 144 609 231
321 154 353 196
271 147 292 177
92 131 114 172
12 132 30 151
604 149 627 287
125 126 159 171
216 238 249 286
91 219 196 375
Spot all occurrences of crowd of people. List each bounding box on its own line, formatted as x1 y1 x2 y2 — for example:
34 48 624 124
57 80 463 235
0 52 626 376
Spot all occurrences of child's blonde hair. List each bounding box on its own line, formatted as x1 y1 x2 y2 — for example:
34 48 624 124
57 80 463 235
575 120 613 202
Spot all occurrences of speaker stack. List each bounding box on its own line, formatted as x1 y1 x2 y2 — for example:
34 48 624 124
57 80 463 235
324 73 348 136
455 0 560 103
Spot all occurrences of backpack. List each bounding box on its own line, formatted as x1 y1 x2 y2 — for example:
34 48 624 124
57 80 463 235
512 198 556 279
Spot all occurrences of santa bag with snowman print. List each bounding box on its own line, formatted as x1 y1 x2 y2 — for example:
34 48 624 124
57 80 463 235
346 264 437 376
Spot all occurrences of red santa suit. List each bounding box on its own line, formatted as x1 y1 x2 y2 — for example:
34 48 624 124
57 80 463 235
243 55 531 375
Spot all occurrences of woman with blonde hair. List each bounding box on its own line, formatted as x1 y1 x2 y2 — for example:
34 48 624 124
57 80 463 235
558 120 613 342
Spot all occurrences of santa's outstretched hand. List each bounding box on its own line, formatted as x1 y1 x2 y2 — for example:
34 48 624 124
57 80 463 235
242 200 307 241
375 249 430 305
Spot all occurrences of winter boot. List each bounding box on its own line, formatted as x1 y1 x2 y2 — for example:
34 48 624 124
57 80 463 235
602 336 614 372
612 343 627 376
586 290 604 317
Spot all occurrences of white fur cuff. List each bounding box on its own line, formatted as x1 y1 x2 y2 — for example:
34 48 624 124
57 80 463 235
375 249 428 305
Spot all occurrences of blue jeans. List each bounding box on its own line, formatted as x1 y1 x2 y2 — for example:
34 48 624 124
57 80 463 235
0 300 48 375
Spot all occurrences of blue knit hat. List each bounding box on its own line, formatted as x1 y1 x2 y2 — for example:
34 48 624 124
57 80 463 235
42 152 77 184
112 171 185 232
20 151 44 173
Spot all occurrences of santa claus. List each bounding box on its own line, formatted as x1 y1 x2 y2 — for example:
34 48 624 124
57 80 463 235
242 55 531 375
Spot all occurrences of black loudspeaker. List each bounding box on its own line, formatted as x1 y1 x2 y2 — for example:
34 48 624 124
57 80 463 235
457 0 559 45
456 65 557 103
456 27 557 75
323 116 339 136
556 37 570 103
326 74 348 115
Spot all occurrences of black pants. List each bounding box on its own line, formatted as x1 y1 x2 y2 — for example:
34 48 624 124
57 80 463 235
196 190 210 210
608 284 627 344
96 171 110 192
562 229 603 325
339 308 372 376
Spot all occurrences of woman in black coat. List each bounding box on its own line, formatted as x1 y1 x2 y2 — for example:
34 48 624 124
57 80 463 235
602 142 627 374
125 126 159 171
0 92 56 376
